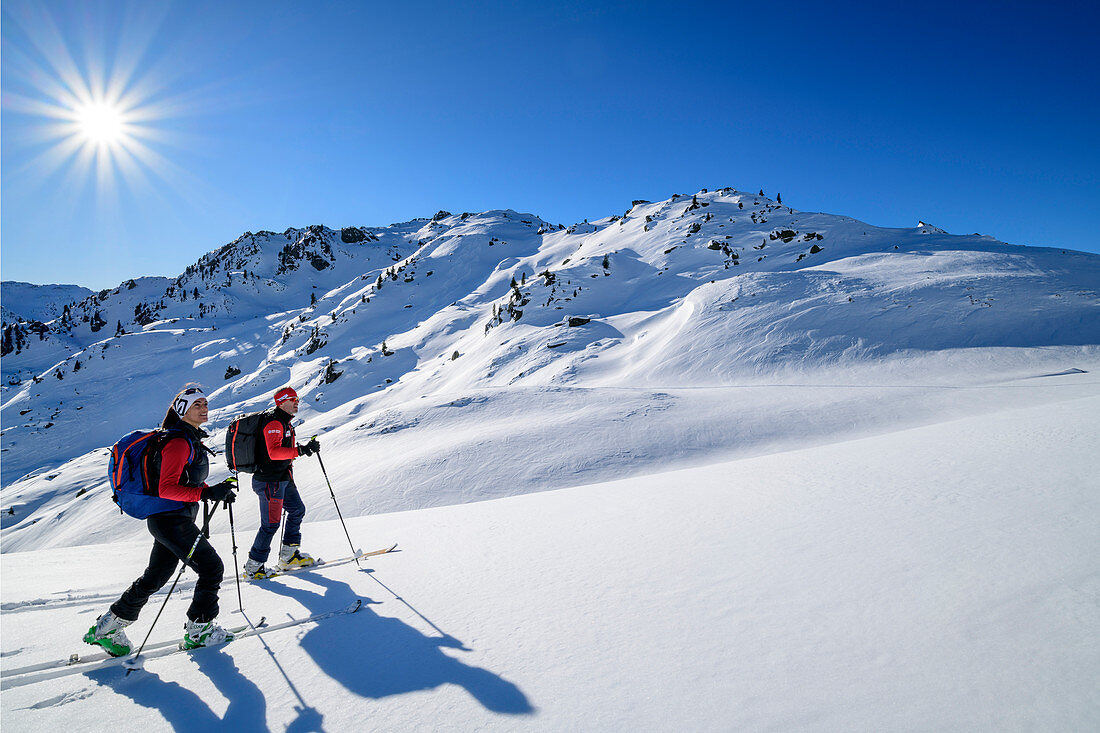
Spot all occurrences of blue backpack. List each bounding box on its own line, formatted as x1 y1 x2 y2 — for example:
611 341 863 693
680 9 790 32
108 429 190 518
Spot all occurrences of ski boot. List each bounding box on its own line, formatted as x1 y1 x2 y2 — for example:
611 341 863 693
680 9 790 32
83 610 134 657
182 619 234 650
279 544 316 569
243 557 269 579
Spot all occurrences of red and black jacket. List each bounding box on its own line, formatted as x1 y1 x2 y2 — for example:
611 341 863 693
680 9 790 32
254 407 299 482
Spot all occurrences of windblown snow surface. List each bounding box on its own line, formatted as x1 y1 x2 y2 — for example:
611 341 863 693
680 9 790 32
2 189 1098 730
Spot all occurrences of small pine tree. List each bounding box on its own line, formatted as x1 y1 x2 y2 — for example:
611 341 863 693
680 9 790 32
311 292 317 306
323 360 343 384
777 192 782 204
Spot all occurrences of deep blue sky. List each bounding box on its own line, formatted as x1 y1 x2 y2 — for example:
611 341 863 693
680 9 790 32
3 0 1098 289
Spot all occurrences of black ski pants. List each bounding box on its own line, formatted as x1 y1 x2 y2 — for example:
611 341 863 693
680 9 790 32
111 505 224 623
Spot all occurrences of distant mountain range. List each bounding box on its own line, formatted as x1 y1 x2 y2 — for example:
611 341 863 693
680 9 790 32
1 281 94 325
3 188 1098 550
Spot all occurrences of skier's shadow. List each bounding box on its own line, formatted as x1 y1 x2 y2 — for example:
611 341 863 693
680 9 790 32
262 569 534 715
83 639 275 732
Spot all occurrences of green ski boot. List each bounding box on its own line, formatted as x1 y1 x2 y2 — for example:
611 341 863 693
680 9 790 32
182 619 234 650
83 611 134 657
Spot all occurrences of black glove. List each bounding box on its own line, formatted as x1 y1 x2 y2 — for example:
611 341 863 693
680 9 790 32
298 438 321 457
202 478 237 504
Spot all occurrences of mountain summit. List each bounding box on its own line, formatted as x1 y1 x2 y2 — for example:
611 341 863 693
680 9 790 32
2 188 1098 549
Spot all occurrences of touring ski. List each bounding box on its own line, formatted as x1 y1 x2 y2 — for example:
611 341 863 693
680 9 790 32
3 600 362 690
245 543 398 581
2 618 265 679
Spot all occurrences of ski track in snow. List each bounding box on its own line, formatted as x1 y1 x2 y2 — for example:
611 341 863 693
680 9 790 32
1 581 198 614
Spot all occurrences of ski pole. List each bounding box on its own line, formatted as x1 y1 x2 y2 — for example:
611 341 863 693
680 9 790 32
227 476 244 613
127 500 220 673
314 448 360 567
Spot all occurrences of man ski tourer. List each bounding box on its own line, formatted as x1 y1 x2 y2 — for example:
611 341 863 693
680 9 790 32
242 386 320 579
84 385 238 656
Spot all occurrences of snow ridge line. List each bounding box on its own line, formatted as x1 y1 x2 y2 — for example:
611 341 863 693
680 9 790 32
1 600 363 690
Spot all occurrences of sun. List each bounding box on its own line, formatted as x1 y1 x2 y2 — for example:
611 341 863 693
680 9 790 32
2 4 186 196
76 101 127 146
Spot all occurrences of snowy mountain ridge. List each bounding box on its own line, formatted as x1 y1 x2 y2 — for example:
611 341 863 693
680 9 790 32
0 281 94 325
2 187 1099 552
2 189 1099 731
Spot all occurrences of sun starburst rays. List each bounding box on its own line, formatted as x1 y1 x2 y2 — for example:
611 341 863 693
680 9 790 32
2 2 189 203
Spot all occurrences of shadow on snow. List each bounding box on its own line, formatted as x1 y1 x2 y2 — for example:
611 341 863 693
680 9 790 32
83 648 274 731
262 569 535 715
83 568 532 730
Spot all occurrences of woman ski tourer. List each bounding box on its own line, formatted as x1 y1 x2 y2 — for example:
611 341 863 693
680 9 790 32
84 385 239 656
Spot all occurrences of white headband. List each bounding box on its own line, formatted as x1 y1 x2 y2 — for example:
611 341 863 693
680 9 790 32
172 387 206 417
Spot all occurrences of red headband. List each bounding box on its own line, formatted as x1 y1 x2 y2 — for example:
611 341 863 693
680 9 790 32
274 387 298 405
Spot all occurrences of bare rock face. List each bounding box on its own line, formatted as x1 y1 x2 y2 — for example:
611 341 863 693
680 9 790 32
341 227 368 243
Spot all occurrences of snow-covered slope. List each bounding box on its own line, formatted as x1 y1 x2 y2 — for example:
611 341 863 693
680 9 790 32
2 189 1099 552
2 371 1097 730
